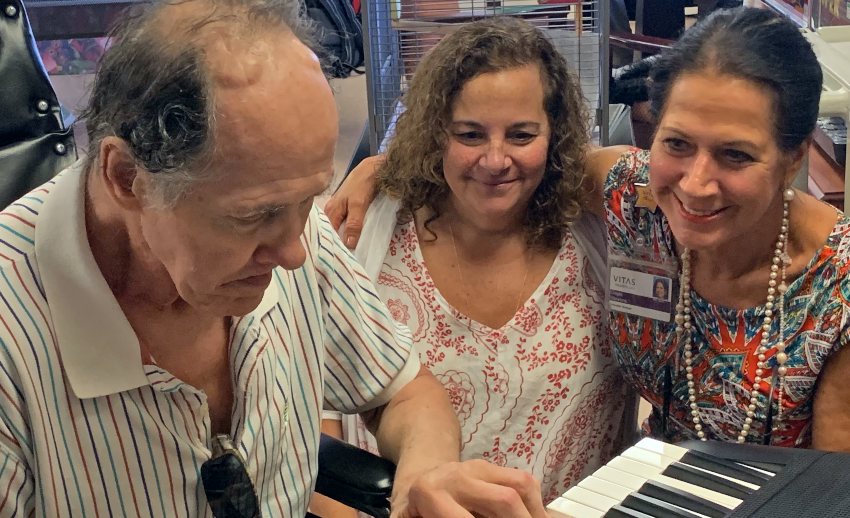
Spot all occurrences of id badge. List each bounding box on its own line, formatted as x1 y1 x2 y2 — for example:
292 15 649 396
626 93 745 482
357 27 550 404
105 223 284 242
608 254 679 322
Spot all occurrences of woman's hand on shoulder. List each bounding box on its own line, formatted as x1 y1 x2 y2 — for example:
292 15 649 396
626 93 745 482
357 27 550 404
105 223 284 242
324 155 385 249
582 145 632 218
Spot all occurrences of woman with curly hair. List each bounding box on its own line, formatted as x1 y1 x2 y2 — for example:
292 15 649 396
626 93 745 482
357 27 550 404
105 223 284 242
318 17 630 514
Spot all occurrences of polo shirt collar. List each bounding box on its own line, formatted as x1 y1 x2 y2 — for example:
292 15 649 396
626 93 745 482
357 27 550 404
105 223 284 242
36 161 280 399
36 161 145 398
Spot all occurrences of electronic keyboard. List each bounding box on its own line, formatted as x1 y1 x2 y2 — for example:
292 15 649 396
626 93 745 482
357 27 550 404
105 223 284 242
545 437 850 517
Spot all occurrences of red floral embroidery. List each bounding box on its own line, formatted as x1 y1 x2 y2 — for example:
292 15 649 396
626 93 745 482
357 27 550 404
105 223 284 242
386 298 409 322
370 221 626 500
436 370 476 423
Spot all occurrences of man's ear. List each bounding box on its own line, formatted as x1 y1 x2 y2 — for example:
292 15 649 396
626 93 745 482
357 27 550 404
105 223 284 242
783 138 810 189
97 136 148 210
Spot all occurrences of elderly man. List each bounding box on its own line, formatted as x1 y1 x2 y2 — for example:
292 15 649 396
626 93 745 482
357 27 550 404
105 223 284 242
0 0 546 516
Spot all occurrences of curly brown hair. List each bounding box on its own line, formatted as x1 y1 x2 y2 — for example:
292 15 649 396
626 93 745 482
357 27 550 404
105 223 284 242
377 16 590 250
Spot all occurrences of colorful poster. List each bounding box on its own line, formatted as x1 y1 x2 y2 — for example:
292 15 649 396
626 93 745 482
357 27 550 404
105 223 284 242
36 38 110 76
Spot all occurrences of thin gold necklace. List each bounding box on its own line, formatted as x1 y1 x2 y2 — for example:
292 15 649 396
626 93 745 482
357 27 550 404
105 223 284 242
447 220 531 327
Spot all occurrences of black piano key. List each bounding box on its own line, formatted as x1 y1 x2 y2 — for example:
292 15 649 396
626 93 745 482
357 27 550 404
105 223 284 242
621 493 705 518
605 505 656 518
639 479 729 518
663 461 754 500
738 460 781 474
681 449 772 485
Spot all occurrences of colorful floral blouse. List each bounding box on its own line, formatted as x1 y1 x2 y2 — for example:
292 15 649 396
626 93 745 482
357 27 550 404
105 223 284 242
605 148 850 447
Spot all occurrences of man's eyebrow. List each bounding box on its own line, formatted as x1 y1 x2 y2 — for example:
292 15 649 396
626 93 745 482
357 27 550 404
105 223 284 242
236 204 286 218
235 185 330 218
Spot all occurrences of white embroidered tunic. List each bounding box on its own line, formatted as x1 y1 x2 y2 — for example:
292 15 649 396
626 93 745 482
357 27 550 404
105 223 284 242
340 195 629 502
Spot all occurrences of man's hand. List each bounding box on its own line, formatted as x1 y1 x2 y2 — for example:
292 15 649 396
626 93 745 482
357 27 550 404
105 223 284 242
362 367 544 517
392 460 548 518
324 155 384 249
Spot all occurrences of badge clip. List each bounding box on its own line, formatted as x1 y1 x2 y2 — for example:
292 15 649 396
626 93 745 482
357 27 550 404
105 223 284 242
634 183 658 213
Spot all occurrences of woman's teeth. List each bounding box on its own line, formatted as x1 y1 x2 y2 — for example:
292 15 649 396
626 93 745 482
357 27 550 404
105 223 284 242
682 205 720 217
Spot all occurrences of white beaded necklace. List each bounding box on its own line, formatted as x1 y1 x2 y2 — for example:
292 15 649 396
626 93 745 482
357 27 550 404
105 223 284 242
675 188 794 444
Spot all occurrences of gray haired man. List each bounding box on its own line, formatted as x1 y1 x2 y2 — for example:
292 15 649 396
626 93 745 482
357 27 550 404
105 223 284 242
0 0 546 516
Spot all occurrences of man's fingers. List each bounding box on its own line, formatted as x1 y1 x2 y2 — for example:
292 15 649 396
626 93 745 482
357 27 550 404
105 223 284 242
453 461 544 518
448 466 547 518
467 462 546 518
398 497 476 518
448 478 535 518
402 460 545 518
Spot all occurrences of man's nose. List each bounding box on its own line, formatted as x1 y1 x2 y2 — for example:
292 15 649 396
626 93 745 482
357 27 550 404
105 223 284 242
267 236 307 270
254 218 308 270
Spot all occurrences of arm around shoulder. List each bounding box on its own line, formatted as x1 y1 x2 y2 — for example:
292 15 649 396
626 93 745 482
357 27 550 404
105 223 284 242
324 155 385 250
582 145 633 218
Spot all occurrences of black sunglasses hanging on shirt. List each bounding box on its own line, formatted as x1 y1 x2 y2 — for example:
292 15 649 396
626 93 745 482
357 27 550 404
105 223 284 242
201 434 261 518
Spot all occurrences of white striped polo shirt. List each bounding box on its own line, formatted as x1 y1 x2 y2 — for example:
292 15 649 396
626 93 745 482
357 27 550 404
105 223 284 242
0 161 418 517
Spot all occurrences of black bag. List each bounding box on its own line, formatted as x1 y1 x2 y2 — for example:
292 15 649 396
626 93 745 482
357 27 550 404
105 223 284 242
304 0 364 78
0 0 77 209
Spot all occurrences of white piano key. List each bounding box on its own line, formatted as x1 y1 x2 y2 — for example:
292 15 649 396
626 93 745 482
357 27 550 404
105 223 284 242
609 455 667 479
634 437 690 458
578 475 634 501
606 506 655 518
676 460 761 490
629 443 761 491
633 437 769 478
546 496 606 518
621 446 677 470
620 492 714 518
577 479 714 518
608 457 743 509
592 464 647 491
625 444 745 491
593 464 719 514
587 463 730 517
652 474 743 510
563 485 621 512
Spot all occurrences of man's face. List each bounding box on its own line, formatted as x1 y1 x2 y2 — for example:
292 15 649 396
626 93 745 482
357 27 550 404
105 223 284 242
135 33 338 316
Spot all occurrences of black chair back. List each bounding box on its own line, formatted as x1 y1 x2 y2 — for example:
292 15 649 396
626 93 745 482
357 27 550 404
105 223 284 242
0 0 76 208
